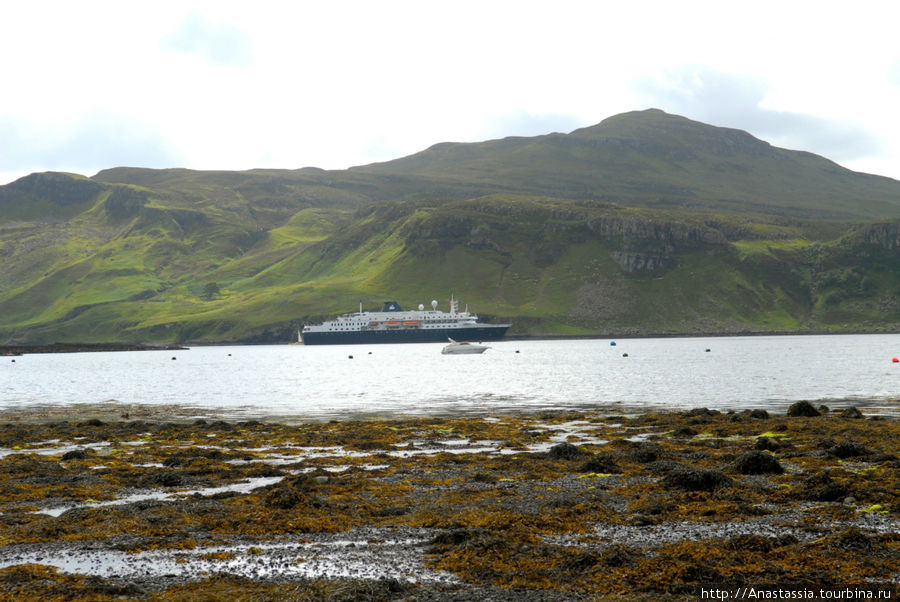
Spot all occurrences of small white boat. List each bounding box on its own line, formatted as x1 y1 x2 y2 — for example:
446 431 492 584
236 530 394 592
441 338 489 355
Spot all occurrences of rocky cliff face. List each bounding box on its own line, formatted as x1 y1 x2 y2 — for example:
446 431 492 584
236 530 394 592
585 215 728 274
104 187 148 220
407 203 731 275
586 215 728 246
860 219 900 250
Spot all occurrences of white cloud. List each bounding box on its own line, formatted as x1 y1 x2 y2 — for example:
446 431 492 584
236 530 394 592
1 0 899 184
161 13 253 67
0 111 182 174
632 66 885 162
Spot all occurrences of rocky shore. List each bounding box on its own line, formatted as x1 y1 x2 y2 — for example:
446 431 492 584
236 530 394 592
0 403 897 600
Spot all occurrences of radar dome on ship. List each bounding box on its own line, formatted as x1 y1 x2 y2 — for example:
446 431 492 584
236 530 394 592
431 300 438 310
418 304 425 310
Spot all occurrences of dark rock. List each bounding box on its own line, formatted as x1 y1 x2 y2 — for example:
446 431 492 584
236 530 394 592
749 409 770 419
264 485 304 510
578 453 620 474
800 472 847 502
139 472 184 487
828 440 873 459
630 441 665 463
787 401 820 417
661 466 732 491
261 476 315 510
839 407 864 419
683 408 719 417
547 442 591 460
755 437 784 451
672 426 697 437
61 449 91 461
732 451 783 474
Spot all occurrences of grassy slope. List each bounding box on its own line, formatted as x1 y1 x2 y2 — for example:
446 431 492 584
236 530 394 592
2 109 900 343
1 189 898 343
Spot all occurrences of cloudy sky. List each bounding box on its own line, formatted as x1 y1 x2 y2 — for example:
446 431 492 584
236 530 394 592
2 0 899 186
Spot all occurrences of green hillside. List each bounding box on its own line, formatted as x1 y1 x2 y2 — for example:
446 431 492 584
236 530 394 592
1 110 899 344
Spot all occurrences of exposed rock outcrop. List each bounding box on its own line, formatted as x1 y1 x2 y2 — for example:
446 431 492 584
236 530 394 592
859 219 900 250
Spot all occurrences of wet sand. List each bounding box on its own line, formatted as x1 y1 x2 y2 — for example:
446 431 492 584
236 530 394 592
0 403 897 600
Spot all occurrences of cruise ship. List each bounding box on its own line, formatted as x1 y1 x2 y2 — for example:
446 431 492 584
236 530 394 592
299 297 510 345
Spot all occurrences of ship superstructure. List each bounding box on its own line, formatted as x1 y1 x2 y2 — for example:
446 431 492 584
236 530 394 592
300 297 510 345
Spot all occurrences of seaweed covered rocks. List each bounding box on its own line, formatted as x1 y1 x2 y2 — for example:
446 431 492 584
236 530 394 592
0 405 897 600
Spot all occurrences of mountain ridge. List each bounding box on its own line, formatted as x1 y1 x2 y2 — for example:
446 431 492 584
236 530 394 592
351 109 900 220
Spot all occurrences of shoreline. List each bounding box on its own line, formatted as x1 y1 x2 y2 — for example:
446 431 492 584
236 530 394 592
507 327 900 341
0 404 897 599
3 328 898 354
0 342 187 356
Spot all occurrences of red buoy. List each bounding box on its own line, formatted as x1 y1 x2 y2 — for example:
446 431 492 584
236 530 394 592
893 357 899 363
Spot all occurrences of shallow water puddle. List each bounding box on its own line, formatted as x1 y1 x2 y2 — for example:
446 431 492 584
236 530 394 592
530 420 613 447
37 476 285 517
543 512 900 550
0 531 457 583
0 441 111 459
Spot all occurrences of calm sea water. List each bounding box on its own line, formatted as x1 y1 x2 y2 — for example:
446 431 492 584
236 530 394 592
2 335 898 420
